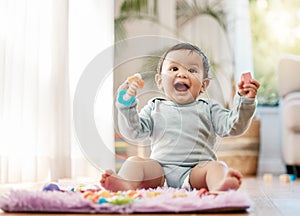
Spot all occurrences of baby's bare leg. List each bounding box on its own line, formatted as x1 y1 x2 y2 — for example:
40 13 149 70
100 156 164 192
189 161 242 191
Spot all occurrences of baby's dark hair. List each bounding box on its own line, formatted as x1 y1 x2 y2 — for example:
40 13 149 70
157 43 210 78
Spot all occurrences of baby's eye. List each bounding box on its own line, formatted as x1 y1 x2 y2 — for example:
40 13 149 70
188 68 197 73
171 67 179 72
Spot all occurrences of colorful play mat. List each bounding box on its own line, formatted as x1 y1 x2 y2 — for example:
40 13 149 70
0 182 251 214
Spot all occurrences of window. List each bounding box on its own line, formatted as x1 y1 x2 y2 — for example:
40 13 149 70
250 0 300 106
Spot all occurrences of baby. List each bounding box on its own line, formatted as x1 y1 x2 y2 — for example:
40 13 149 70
101 43 260 192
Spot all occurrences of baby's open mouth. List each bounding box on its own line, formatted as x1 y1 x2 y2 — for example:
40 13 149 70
174 82 189 92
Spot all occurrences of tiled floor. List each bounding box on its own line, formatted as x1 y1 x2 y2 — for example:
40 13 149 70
0 175 299 216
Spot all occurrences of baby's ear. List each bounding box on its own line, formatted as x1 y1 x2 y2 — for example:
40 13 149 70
200 78 210 93
155 74 163 91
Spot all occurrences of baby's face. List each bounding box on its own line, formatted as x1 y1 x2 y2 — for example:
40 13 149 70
156 50 206 104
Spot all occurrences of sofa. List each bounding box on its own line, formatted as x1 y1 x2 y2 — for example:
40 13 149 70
278 55 300 177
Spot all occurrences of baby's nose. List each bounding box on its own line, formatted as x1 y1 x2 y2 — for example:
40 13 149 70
176 69 188 78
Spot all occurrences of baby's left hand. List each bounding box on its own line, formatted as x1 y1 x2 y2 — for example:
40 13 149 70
237 73 260 98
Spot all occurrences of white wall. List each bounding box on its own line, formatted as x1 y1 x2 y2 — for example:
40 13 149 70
69 0 115 177
256 106 286 175
226 0 254 79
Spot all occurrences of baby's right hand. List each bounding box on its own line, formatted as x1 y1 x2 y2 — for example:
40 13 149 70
118 74 144 100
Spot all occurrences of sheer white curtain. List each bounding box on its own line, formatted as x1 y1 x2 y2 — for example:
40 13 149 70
0 0 71 183
0 0 114 184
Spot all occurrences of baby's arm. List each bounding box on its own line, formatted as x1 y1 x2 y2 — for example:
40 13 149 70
238 72 260 98
116 74 152 141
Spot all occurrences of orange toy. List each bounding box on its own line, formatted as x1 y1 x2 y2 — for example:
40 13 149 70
127 73 144 89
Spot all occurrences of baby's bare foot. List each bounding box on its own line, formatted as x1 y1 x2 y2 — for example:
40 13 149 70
100 169 133 192
213 168 242 191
